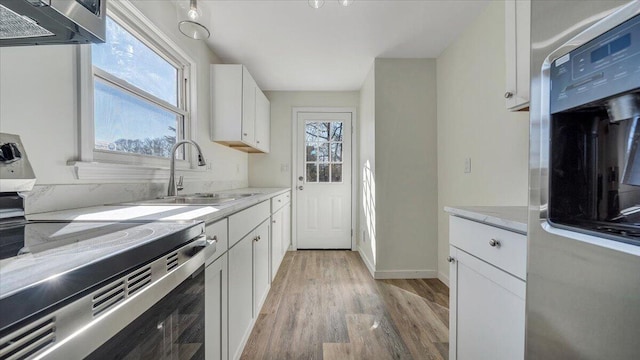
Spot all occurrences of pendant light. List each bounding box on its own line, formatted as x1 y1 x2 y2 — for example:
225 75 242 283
339 0 354 6
178 0 210 40
308 0 325 9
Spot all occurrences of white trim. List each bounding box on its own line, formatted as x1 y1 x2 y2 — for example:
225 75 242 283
290 107 357 251
374 269 439 280
438 271 450 287
77 0 199 180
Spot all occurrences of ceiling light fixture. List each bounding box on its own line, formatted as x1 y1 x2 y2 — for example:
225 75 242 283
178 0 210 40
308 0 325 9
339 0 354 6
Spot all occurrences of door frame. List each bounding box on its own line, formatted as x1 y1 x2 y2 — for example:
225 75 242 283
291 107 357 251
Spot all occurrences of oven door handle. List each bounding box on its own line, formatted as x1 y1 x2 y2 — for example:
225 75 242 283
190 235 217 259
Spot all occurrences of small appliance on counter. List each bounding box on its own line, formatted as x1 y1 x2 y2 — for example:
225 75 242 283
529 1 640 359
0 133 214 360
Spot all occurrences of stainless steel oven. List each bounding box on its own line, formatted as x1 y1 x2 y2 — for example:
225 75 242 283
0 133 215 360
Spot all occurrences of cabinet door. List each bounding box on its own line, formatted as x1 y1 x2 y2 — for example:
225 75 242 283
271 208 283 281
205 253 228 360
453 248 526 360
255 89 270 153
242 66 257 146
228 233 254 360
253 221 271 316
281 203 290 259
505 0 531 111
449 246 458 360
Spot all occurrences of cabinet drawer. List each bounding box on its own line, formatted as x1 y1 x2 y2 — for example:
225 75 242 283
449 216 526 280
205 218 228 265
271 191 291 213
229 200 270 246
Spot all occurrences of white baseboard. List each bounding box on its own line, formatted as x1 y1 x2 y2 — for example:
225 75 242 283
438 271 450 287
357 247 376 278
374 269 438 279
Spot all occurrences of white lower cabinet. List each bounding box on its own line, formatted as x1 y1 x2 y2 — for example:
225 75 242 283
205 193 291 360
449 217 526 360
205 253 228 360
228 231 255 360
270 203 290 281
253 220 271 315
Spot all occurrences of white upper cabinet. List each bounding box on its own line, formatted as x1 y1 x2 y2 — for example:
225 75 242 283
255 89 271 153
504 0 531 111
211 64 270 153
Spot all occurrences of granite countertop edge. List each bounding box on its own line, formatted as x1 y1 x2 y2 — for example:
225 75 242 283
444 205 528 234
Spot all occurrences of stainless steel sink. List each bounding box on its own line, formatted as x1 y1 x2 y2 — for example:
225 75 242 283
124 192 260 206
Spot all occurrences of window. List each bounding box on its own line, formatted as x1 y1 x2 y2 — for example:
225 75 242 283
305 121 344 183
78 1 196 174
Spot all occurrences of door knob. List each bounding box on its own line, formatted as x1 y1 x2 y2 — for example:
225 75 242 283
489 239 501 247
298 176 304 181
298 186 304 190
447 256 455 263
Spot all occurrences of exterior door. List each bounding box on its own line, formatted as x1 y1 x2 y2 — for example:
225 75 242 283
296 112 352 249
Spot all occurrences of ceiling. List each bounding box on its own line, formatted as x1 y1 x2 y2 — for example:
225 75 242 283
201 0 490 91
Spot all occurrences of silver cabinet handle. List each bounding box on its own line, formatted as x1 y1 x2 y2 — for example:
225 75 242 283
489 239 501 247
243 133 248 136
272 220 277 223
298 186 304 190
447 256 455 263
504 92 513 99
206 235 217 246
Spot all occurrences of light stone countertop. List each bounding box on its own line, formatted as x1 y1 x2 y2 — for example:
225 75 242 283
27 187 290 224
444 206 528 234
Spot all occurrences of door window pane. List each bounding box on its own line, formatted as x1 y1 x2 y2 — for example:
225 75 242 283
92 17 178 106
305 122 330 142
331 164 342 182
331 143 342 162
94 80 180 158
306 163 317 182
306 144 317 161
319 164 330 182
331 122 343 141
318 143 330 162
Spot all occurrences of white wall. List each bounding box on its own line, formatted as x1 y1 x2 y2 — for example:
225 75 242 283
358 66 376 272
436 0 529 283
0 0 248 212
248 91 360 187
357 59 438 278
374 59 438 276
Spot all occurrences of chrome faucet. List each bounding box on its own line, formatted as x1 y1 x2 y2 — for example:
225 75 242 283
168 140 207 196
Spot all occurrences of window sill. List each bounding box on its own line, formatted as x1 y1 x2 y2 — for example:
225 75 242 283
69 161 208 181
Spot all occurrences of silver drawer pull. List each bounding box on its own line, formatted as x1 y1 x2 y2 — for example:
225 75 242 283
489 239 501 247
447 256 455 263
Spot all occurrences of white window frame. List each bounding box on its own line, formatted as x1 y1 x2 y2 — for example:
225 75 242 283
75 0 199 180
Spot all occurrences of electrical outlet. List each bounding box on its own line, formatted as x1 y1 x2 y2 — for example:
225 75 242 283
464 158 472 173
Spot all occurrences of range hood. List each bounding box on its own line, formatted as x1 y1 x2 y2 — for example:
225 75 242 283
0 0 106 47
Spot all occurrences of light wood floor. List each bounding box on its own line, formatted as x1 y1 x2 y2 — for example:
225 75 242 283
241 250 449 360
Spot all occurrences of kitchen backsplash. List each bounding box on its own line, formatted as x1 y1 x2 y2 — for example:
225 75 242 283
24 180 248 215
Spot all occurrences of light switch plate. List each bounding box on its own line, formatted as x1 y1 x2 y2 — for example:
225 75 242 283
464 158 472 173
